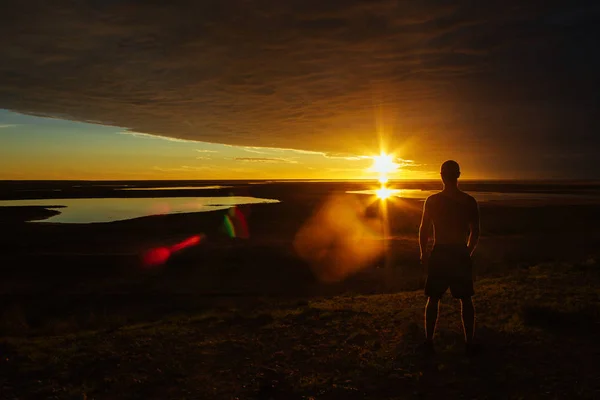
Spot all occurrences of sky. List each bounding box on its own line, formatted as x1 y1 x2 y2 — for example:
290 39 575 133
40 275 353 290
0 109 413 180
1 1 599 180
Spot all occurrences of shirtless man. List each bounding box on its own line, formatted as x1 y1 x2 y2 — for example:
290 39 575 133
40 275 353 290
419 160 480 355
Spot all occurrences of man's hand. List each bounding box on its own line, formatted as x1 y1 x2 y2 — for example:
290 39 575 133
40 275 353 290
467 197 480 257
419 198 432 274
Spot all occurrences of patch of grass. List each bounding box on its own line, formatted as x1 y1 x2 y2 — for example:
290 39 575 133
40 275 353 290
2 263 600 398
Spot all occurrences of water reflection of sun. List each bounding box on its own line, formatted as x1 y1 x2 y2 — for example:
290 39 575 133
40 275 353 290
375 187 394 200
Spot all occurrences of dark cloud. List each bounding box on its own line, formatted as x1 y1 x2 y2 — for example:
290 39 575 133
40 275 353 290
1 0 599 177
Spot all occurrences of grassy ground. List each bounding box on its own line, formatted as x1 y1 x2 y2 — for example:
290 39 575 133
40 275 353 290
1 261 599 399
1 195 600 399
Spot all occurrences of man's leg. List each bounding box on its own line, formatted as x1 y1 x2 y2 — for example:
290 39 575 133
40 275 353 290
460 297 475 344
425 297 440 343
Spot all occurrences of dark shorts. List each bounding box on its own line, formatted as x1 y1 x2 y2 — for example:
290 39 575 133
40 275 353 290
425 244 474 299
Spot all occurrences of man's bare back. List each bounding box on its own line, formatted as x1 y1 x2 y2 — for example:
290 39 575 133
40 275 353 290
426 189 479 248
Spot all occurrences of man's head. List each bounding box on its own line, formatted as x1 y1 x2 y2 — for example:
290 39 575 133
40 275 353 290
441 160 460 185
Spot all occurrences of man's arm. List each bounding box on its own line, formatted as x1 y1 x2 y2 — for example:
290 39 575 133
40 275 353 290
419 198 432 263
467 199 480 256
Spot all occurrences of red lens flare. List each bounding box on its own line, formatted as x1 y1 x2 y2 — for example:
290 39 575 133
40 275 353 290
170 234 202 252
143 247 171 267
142 234 205 268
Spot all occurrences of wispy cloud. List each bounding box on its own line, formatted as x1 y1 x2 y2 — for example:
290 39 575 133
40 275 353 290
119 131 197 143
152 165 213 172
241 146 369 161
395 158 421 168
234 157 298 164
241 146 269 154
237 145 323 156
324 154 370 161
326 167 367 172
0 124 17 129
196 149 218 153
284 148 324 155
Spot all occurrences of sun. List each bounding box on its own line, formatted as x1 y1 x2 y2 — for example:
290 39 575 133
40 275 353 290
372 153 399 175
370 152 400 199
371 152 399 185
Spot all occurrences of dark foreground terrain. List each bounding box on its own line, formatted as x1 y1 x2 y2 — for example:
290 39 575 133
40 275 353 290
1 264 599 399
1 181 599 398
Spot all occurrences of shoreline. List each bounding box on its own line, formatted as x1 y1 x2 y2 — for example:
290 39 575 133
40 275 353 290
0 180 599 201
2 187 600 225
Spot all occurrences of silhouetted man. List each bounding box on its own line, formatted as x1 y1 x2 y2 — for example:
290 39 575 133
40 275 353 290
419 160 480 356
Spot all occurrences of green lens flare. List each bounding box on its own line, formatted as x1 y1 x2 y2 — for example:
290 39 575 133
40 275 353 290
224 215 236 237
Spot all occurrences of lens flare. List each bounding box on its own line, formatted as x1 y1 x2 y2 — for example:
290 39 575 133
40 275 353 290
224 206 249 238
224 214 236 237
294 195 385 283
170 235 202 252
142 234 205 267
143 247 171 267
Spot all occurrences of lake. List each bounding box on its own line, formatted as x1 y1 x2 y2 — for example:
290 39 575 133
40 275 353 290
1 180 599 224
0 197 279 223
347 188 600 202
119 186 232 191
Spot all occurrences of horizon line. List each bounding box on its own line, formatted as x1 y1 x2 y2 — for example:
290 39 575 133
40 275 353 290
1 178 599 183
